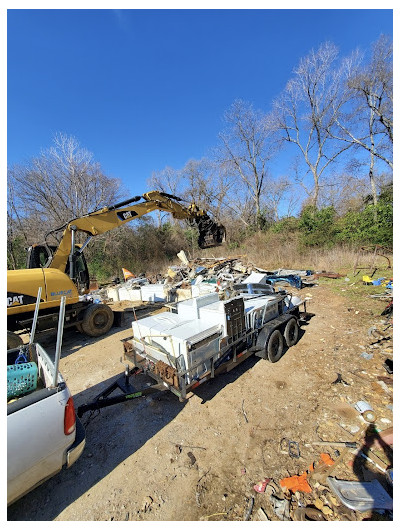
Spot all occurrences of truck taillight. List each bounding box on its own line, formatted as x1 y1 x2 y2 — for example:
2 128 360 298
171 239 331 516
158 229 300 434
64 396 76 435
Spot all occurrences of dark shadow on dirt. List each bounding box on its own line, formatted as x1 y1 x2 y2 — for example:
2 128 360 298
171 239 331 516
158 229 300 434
193 326 308 403
7 370 185 521
351 423 393 520
8 310 312 520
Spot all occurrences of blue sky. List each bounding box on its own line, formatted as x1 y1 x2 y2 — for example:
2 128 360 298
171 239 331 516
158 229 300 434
7 8 393 197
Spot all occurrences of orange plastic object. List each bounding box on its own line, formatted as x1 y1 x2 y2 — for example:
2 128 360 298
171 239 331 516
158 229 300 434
319 453 335 466
280 472 312 493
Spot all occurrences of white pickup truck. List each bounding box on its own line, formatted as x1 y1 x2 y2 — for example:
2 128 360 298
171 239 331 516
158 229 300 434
7 299 85 506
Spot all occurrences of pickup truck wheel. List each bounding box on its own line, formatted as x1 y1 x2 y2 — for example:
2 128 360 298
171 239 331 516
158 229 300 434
7 331 24 350
81 303 114 337
267 329 284 363
283 318 299 347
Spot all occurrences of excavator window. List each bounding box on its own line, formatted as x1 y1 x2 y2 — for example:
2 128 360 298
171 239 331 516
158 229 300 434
26 245 53 269
64 251 90 293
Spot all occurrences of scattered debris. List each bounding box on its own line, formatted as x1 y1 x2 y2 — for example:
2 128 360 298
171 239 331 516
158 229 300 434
173 443 206 451
354 400 376 423
279 438 300 458
140 496 153 513
253 478 271 493
122 268 135 281
204 512 227 519
383 359 393 374
92 253 319 306
270 494 290 520
293 506 326 521
331 373 350 386
360 351 373 360
187 451 197 466
313 271 343 279
280 471 312 493
327 477 393 512
243 496 254 521
241 399 249 423
85 254 394 522
306 440 358 449
255 507 269 521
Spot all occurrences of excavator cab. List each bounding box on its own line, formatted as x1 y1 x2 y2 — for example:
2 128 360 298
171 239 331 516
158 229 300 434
26 244 90 294
26 244 53 269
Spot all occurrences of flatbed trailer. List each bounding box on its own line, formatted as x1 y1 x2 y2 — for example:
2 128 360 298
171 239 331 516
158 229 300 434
77 287 307 416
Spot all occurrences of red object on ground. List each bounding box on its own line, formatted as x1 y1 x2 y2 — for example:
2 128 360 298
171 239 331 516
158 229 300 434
253 478 271 493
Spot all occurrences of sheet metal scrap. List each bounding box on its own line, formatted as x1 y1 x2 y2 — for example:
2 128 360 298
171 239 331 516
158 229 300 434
264 274 302 290
327 477 393 512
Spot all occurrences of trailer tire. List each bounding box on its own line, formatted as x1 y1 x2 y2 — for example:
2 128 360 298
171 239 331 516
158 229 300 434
283 318 299 347
80 303 114 337
267 329 284 363
7 331 24 350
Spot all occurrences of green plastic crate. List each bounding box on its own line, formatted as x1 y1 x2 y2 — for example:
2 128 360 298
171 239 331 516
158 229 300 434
7 362 38 400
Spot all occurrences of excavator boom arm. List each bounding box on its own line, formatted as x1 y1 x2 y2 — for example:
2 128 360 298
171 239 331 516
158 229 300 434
49 191 225 272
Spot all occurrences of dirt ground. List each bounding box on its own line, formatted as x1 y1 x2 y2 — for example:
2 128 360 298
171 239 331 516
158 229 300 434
8 280 393 522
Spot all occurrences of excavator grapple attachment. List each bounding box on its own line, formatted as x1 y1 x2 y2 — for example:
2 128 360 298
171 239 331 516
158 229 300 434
195 214 226 248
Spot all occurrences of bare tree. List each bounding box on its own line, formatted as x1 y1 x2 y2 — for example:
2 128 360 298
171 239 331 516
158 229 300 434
180 158 234 222
350 35 393 144
148 166 183 196
218 100 274 229
7 133 121 244
147 166 184 227
262 176 298 222
331 36 393 210
320 172 370 215
148 158 234 229
271 42 358 208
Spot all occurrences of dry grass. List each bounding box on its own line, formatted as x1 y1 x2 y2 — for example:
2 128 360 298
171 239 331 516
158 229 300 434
183 233 392 277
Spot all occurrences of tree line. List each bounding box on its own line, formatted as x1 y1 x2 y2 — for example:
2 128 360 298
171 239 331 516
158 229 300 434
8 36 392 279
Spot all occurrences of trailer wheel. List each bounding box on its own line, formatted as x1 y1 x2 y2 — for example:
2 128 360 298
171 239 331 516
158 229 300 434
267 329 284 363
7 331 24 350
283 318 299 347
81 303 114 337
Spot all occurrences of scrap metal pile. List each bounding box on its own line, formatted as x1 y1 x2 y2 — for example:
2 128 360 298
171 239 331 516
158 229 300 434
93 252 317 304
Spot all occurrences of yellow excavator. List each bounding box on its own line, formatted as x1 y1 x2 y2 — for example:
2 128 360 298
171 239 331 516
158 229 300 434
7 191 226 348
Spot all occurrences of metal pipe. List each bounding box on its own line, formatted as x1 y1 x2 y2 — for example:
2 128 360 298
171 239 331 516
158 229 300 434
107 196 142 210
53 296 66 387
69 225 76 280
29 287 42 344
77 235 93 254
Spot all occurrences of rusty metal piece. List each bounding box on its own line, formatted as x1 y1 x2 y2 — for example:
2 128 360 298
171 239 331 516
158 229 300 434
353 245 392 276
293 507 326 521
122 339 134 353
154 360 179 387
309 424 370 484
313 272 342 279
